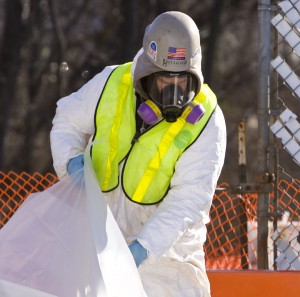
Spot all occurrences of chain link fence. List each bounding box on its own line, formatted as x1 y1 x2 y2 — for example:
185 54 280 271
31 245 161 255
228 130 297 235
268 0 300 270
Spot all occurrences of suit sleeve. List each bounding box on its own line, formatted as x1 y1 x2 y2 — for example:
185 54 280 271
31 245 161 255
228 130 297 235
50 66 116 179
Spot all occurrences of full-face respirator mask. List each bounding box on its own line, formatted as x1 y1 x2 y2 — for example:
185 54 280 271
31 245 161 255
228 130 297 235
137 72 205 125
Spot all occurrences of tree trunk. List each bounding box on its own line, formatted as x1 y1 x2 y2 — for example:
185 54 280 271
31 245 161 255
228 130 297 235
0 0 24 169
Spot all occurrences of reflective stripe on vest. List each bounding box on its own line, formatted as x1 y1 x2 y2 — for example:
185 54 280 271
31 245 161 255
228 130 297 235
91 62 217 204
91 62 136 191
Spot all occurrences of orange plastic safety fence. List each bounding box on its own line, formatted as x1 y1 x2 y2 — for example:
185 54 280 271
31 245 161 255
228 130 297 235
0 171 58 227
205 183 258 269
205 179 300 270
0 172 299 270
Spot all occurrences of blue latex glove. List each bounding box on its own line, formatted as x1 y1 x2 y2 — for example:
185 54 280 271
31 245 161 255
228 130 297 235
67 154 84 175
129 240 148 267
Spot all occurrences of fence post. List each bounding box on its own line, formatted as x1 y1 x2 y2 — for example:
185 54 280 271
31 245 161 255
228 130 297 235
238 120 248 269
257 0 271 269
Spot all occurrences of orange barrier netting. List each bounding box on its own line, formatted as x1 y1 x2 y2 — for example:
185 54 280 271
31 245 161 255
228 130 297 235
0 171 58 227
0 171 299 270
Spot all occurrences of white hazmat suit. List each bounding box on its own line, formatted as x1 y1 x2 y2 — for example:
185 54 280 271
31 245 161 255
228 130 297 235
50 12 226 297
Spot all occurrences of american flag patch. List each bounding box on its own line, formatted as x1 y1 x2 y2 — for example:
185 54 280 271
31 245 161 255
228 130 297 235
167 47 186 60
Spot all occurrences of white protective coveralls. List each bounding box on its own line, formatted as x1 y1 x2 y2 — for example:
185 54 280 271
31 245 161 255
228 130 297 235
50 54 227 296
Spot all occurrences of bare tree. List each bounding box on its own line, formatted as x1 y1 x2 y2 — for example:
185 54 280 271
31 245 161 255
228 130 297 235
0 0 24 169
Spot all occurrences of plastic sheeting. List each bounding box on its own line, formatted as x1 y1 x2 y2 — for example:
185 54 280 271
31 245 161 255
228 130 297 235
0 148 147 297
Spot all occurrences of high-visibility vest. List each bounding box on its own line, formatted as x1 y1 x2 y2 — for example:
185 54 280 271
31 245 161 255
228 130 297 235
91 62 217 204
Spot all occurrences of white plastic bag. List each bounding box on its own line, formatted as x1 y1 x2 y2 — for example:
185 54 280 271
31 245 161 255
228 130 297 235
0 279 56 297
0 148 147 297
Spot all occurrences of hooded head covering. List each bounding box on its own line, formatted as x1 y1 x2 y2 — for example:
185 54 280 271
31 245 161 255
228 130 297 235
132 11 204 100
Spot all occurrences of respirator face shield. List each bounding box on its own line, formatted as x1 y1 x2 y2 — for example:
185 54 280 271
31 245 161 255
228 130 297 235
138 71 204 124
144 72 197 112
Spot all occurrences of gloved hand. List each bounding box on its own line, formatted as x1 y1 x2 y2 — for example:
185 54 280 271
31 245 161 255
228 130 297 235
67 154 84 175
129 240 148 267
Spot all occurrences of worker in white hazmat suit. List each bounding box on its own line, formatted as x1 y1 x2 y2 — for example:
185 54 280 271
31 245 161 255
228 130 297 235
50 11 226 297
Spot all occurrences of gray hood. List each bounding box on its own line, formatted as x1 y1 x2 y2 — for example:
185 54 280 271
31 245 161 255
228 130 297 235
132 48 204 100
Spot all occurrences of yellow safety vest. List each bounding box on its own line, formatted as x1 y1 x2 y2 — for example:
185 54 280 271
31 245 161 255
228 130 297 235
91 62 217 204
